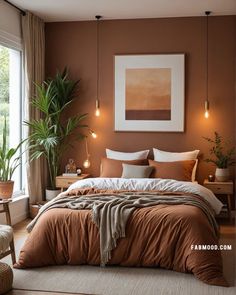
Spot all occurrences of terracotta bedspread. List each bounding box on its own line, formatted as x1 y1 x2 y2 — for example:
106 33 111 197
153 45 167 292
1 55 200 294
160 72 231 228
15 189 227 287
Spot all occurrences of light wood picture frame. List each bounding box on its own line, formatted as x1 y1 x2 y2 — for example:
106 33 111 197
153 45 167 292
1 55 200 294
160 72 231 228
114 54 185 132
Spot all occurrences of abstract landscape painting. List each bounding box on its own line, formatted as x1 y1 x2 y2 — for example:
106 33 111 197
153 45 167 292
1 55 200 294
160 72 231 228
125 68 171 120
115 54 185 132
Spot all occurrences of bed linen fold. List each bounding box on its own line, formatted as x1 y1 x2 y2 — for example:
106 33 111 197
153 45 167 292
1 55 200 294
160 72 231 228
27 190 218 266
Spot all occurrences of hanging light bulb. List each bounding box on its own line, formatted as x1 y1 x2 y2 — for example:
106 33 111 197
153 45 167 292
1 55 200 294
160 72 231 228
83 158 91 168
95 109 100 117
83 138 91 168
91 130 97 138
204 110 209 119
204 100 209 118
95 99 100 117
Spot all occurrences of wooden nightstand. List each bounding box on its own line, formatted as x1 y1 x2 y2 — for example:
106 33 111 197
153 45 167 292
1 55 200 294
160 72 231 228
56 174 90 192
203 179 234 220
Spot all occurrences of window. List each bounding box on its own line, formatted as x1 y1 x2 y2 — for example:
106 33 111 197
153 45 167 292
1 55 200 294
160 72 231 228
0 44 25 195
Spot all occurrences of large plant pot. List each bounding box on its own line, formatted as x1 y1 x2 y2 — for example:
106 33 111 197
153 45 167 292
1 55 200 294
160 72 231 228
215 168 230 182
45 189 61 201
0 181 14 199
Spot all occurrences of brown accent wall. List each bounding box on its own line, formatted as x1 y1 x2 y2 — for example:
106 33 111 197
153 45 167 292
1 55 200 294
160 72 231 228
45 16 236 184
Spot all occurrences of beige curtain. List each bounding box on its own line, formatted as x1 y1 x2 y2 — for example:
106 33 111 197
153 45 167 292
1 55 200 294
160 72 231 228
22 12 47 203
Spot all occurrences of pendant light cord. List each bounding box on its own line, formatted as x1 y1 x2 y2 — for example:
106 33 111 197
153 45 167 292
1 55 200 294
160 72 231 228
97 18 99 101
206 13 208 101
96 16 102 102
85 137 90 158
205 11 211 102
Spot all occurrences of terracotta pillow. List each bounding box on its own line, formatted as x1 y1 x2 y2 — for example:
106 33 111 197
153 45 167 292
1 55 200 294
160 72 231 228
100 158 148 178
148 159 196 181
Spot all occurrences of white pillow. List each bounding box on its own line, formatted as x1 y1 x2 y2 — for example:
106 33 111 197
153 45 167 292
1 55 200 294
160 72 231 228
106 148 149 160
153 148 200 182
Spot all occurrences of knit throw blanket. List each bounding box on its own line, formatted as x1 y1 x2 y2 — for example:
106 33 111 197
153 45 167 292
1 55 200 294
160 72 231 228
27 191 218 266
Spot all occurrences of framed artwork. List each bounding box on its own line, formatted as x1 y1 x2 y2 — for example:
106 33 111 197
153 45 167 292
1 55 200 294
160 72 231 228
114 54 185 132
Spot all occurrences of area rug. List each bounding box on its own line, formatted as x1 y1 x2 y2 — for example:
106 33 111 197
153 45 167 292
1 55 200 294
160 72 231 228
13 264 235 295
10 226 236 295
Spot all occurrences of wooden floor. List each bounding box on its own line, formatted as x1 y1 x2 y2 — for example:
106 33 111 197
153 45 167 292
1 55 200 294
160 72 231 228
4 215 236 295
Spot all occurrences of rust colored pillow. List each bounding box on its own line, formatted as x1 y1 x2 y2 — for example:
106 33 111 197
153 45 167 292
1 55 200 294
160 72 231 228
148 159 196 181
100 158 148 178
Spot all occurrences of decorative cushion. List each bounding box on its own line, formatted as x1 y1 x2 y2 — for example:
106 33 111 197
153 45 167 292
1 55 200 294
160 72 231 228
149 160 196 182
153 148 200 181
0 262 13 294
0 225 13 254
100 158 148 178
121 164 153 179
106 148 149 160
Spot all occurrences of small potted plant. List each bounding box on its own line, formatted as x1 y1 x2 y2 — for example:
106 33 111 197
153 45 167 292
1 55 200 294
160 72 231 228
0 117 23 199
203 132 235 181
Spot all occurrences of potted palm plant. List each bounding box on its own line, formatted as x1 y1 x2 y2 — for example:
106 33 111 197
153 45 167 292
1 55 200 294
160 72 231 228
203 132 235 181
0 117 23 199
25 68 88 200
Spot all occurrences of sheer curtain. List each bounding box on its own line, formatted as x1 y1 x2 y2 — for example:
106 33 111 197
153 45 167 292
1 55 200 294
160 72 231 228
22 12 47 203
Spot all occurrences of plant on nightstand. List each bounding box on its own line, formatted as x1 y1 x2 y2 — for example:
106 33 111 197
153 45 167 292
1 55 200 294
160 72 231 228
25 68 88 200
203 132 235 181
0 117 24 198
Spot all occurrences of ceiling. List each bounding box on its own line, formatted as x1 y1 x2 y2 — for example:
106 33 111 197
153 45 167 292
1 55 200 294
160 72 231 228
10 0 236 22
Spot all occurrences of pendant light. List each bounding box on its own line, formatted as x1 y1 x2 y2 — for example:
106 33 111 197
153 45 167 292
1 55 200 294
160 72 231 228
204 11 211 119
83 137 91 168
95 15 102 117
83 130 97 168
90 129 97 138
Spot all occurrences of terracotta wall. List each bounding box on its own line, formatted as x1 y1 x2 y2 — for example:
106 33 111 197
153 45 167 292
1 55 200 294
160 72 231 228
45 16 236 184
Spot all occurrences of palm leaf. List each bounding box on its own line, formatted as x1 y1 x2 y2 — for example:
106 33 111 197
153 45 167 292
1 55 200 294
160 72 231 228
25 68 88 189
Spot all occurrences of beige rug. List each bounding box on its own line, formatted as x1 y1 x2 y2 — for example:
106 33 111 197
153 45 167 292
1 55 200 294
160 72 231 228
12 263 235 295
10 237 235 295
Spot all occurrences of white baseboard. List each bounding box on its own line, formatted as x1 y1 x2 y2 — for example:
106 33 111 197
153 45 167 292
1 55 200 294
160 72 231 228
12 211 29 225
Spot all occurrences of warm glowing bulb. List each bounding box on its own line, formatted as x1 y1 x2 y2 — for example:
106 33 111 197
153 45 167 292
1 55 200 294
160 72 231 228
95 108 100 117
204 110 209 118
83 159 91 168
204 100 209 119
91 131 97 139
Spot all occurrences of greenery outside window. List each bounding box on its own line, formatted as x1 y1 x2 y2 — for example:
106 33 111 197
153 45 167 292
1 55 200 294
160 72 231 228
0 44 26 196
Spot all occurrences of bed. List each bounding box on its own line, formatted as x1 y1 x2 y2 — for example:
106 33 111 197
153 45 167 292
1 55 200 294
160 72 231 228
14 177 228 287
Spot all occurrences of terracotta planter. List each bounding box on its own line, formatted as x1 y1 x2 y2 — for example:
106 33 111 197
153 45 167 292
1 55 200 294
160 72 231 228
215 168 230 182
0 181 14 199
45 189 61 201
29 202 47 219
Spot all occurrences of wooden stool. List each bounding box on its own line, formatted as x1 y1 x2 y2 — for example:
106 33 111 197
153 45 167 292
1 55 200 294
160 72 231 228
0 262 13 294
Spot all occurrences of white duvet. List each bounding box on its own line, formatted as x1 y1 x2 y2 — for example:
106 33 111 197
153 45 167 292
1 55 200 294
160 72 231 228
67 178 223 215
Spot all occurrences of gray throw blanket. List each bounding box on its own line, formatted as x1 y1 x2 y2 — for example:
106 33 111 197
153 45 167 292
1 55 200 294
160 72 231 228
27 192 218 266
